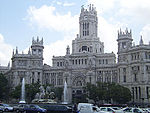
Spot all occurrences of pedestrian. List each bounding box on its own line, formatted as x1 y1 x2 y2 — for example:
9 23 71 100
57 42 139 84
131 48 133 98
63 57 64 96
73 103 78 113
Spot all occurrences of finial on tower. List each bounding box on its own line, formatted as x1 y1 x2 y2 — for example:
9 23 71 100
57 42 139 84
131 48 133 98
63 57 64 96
12 49 14 56
66 45 70 55
37 36 39 42
8 61 10 68
81 5 84 12
16 47 18 54
118 28 132 39
41 37 43 44
139 35 144 45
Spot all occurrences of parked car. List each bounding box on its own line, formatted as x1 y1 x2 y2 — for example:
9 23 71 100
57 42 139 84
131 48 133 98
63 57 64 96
78 103 106 113
144 108 150 113
119 107 147 113
0 104 13 112
40 104 72 113
23 104 47 113
99 107 121 113
0 105 5 113
13 104 27 113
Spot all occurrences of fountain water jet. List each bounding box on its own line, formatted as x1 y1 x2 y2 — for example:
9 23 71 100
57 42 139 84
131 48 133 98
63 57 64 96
19 78 26 103
62 81 68 104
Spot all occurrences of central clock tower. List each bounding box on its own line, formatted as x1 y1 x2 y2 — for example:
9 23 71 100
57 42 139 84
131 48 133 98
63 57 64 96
72 4 104 54
79 4 98 38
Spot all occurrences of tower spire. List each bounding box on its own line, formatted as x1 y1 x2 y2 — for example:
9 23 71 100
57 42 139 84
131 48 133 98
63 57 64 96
12 49 14 56
139 35 144 45
16 47 18 54
66 45 70 55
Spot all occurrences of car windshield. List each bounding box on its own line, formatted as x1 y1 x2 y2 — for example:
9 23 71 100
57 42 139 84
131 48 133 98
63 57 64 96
3 104 10 107
112 107 120 110
33 105 41 109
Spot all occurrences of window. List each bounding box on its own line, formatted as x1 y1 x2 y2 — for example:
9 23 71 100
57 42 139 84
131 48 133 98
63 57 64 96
134 74 137 82
82 59 84 64
60 62 62 66
75 60 77 64
99 59 101 64
147 87 149 99
106 59 108 64
122 42 126 49
85 59 87 64
123 75 126 82
135 87 138 99
100 48 101 52
57 62 59 66
82 46 87 51
103 59 104 64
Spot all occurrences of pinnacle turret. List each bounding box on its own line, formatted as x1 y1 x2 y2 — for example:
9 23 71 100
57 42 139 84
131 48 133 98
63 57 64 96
66 45 70 55
16 47 18 54
139 36 144 45
118 28 132 39
32 36 43 46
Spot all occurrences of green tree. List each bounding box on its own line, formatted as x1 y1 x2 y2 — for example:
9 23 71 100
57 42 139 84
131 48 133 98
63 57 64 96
52 87 63 101
85 82 132 104
86 83 98 103
11 82 40 103
0 73 9 101
11 85 21 99
111 84 131 104
25 82 40 102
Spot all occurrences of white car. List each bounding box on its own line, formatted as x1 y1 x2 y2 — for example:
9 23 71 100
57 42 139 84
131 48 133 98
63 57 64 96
78 103 109 113
99 107 121 113
0 104 13 112
119 107 147 113
0 105 5 113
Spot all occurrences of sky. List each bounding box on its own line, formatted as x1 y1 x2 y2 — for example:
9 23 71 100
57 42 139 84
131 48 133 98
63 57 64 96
0 0 150 66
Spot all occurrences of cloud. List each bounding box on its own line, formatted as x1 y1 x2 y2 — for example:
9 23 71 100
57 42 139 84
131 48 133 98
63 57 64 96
87 0 116 14
118 0 150 23
26 5 78 33
63 2 75 7
88 0 150 24
0 34 13 66
25 5 79 65
25 1 150 66
140 24 150 44
55 1 75 7
25 3 121 64
44 38 72 65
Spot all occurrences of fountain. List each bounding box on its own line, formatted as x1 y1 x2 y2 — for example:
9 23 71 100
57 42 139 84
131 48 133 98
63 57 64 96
62 81 68 104
19 78 26 103
32 86 57 103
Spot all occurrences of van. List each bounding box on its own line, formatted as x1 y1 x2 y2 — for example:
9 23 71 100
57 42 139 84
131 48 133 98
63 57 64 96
78 103 103 113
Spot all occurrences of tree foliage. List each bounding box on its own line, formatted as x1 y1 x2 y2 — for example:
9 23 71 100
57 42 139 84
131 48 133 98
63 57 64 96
11 82 40 102
0 73 9 101
85 82 132 104
11 83 63 103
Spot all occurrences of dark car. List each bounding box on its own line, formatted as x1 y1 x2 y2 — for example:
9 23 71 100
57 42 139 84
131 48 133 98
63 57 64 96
23 104 47 113
41 104 73 113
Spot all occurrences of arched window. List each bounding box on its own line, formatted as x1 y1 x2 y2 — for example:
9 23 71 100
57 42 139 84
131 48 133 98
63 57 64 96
82 46 87 51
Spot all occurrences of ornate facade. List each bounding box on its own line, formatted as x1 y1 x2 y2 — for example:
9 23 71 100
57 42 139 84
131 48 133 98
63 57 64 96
1 4 150 104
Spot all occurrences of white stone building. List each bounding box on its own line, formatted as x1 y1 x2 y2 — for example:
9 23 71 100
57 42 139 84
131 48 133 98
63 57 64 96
0 4 150 104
